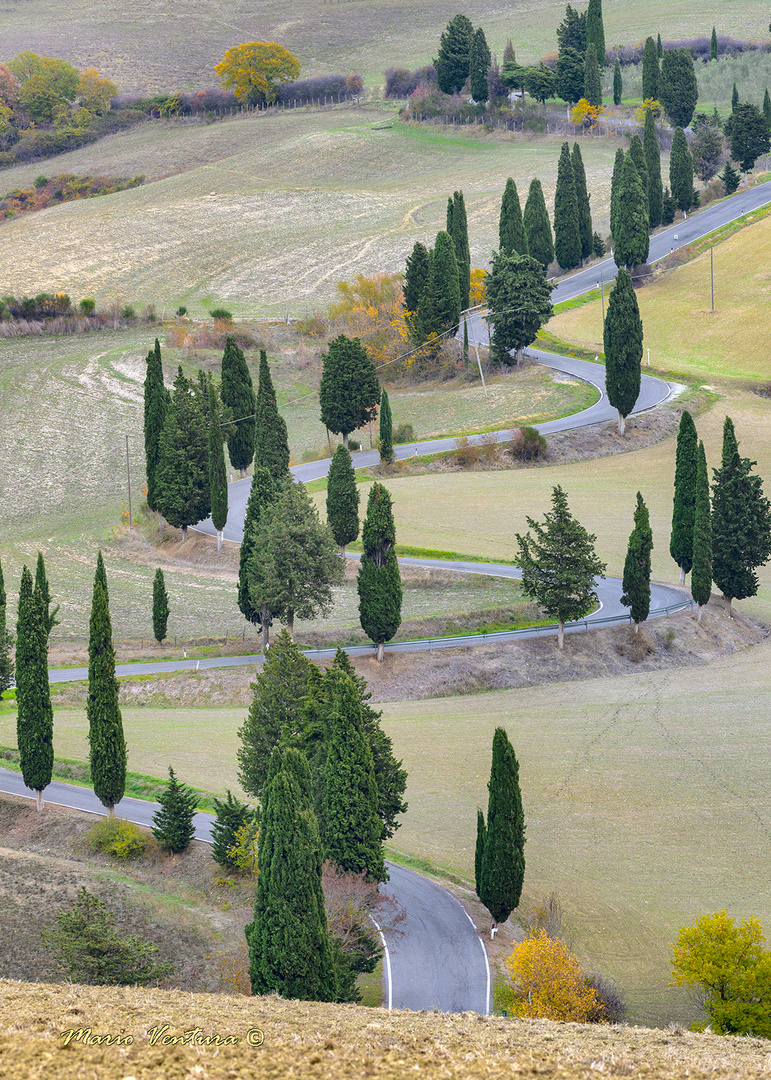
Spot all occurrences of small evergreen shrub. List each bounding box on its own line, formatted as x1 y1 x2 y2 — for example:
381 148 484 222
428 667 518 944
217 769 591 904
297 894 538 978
86 816 148 859
393 422 416 444
79 298 96 316
210 307 233 321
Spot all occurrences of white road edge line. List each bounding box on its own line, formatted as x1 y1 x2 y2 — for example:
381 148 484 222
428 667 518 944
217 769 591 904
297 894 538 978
462 910 492 1015
370 916 392 1011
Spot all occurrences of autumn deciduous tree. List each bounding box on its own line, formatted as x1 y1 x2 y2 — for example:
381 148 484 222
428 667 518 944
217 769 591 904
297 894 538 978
505 930 600 1021
76 68 118 113
215 42 300 105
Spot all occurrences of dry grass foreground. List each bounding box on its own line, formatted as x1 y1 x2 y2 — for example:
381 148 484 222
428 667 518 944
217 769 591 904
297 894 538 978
2 981 771 1080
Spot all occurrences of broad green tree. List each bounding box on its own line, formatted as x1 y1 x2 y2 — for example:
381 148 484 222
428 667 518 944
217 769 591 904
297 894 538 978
585 0 605 64
614 153 649 269
254 349 290 479
485 252 554 366
33 551 59 639
571 143 592 263
208 381 228 550
152 567 169 643
583 43 602 110
151 766 199 852
691 125 724 183
320 335 380 449
711 416 771 615
525 64 557 103
554 142 581 271
215 41 300 105
87 559 126 814
604 268 643 434
725 102 771 179
326 444 360 555
659 48 698 129
691 440 713 622
155 367 211 539
238 466 276 628
620 492 653 631
642 37 659 101
469 27 491 102
379 387 394 464
555 46 584 104
523 178 554 271
143 338 169 513
643 108 663 227
670 127 694 213
16 565 52 811
516 485 607 649
478 727 525 925
447 191 471 311
670 410 698 582
435 14 474 94
499 178 528 256
357 482 402 662
220 336 255 478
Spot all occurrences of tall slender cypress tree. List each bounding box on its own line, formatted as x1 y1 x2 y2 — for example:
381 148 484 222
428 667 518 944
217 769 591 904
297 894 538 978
711 417 771 615
33 551 59 639
614 152 649 269
499 178 528 256
447 190 470 311
220 337 255 478
731 83 739 111
431 229 462 331
326 445 360 556
629 134 649 216
246 747 338 1001
16 566 53 811
379 388 393 464
670 411 698 583
87 559 126 814
155 367 211 539
523 178 554 271
469 27 491 102
208 381 228 551
254 350 290 479
657 34 663 59
643 108 664 228
613 58 622 105
478 727 525 926
620 492 653 631
670 127 694 213
404 241 430 316
691 441 713 622
610 146 625 242
143 338 170 513
583 43 602 109
152 567 169 643
357 482 402 662
0 556 13 700
571 143 593 262
710 26 718 62
603 268 642 434
475 809 486 897
238 466 276 625
553 142 581 271
585 0 606 65
642 36 659 101
764 88 771 126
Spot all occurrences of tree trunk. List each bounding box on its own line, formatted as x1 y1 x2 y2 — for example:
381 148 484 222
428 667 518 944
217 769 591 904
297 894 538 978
340 544 346 558
182 524 188 541
107 804 116 818
35 789 43 813
725 595 733 618
679 566 685 585
617 409 626 435
343 432 349 449
285 610 294 638
326 427 332 454
217 529 222 552
557 619 564 649
239 467 247 479
515 347 523 365
634 621 639 635
261 620 270 652
377 641 384 662
697 604 703 624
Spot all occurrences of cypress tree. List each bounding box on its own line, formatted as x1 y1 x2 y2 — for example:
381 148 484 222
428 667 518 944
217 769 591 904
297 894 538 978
629 134 649 215
603 268 642 434
620 492 653 632
87 560 126 814
246 747 338 1001
555 45 585 104
670 411 698 583
613 58 622 105
478 727 525 925
447 191 470 311
584 43 602 109
643 108 664 228
0 556 13 700
379 388 393 464
208 381 228 551
404 241 430 315
16 565 53 811
670 127 694 213
585 0 606 65
94 549 108 602
691 440 713 622
152 567 169 643
614 152 649 269
610 147 625 241
553 141 581 271
469 27 491 102
642 36 659 101
151 766 199 852
143 338 169 513
657 34 663 59
731 82 739 111
523 178 554 271
660 48 699 128
435 13 474 94
503 39 515 65
238 466 276 626
254 350 290 480
764 89 771 126
499 178 528 256
475 808 486 897
710 26 718 62
661 185 676 224
432 228 462 331
711 417 771 615
319 335 381 448
326 444 360 555
357 482 402 662
571 143 593 262
463 317 469 363
220 337 255 478
155 367 211 540
33 551 59 638
413 249 440 345
322 670 386 882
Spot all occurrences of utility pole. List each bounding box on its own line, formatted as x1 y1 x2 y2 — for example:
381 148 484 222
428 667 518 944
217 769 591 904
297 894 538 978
467 312 488 395
125 434 132 532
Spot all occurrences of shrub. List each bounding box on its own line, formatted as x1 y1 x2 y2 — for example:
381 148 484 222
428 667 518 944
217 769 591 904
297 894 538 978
384 64 437 98
275 74 362 104
33 174 48 188
586 972 627 1023
510 426 547 461
226 820 260 876
348 437 361 450
210 789 258 871
504 929 601 1022
393 422 416 444
86 816 148 859
454 436 482 467
210 307 233 321
176 305 187 317
121 304 136 319
79 297 96 316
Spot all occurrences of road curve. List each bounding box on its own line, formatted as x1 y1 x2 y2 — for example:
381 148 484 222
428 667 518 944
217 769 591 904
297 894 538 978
0 767 490 1014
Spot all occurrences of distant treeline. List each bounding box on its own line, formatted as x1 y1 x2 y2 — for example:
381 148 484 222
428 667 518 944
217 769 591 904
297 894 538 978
0 173 144 221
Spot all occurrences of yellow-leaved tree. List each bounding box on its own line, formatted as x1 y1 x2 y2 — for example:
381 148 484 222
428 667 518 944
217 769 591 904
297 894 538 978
328 273 411 371
215 42 300 106
504 929 599 1021
76 68 118 114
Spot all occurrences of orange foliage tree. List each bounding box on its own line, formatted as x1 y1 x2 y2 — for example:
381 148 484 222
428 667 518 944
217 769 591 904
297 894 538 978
504 929 599 1021
328 273 412 375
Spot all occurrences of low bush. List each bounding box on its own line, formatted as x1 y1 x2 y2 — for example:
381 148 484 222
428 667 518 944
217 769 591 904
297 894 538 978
384 64 437 98
276 74 362 104
453 436 481 467
86 816 148 859
393 422 416 444
586 972 627 1023
510 426 547 461
209 307 233 322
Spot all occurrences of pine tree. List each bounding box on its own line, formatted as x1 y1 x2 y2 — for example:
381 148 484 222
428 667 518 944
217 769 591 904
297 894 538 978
554 142 581 270
87 560 126 814
404 241 430 316
503 39 515 65
220 337 255 478
523 178 554 271
585 0 606 65
326 445 360 555
720 159 741 194
469 27 491 102
143 338 170 513
691 440 713 622
208 381 228 551
499 178 528 256
732 82 739 111
726 101 771 176
603 268 643 434
447 191 470 311
556 4 587 52
0 556 13 700
435 14 474 94
670 410 698 583
571 143 593 262
151 766 199 852
613 58 622 105
319 335 380 448
485 252 554 365
152 567 169 643
620 492 653 631
764 88 771 126
710 26 718 62
629 134 649 216
583 43 602 109
475 808 486 897
515 485 607 649
659 48 699 129
478 727 525 925
211 790 258 870
642 36 659 101
238 466 277 627
643 108 664 228
33 551 59 638
357 482 402 662
670 127 694 213
379 388 393 464
556 46 585 104
246 747 338 1001
254 350 290 480
711 417 771 615
155 367 211 540
15 566 53 811
614 153 649 269
609 147 625 240
322 670 386 882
